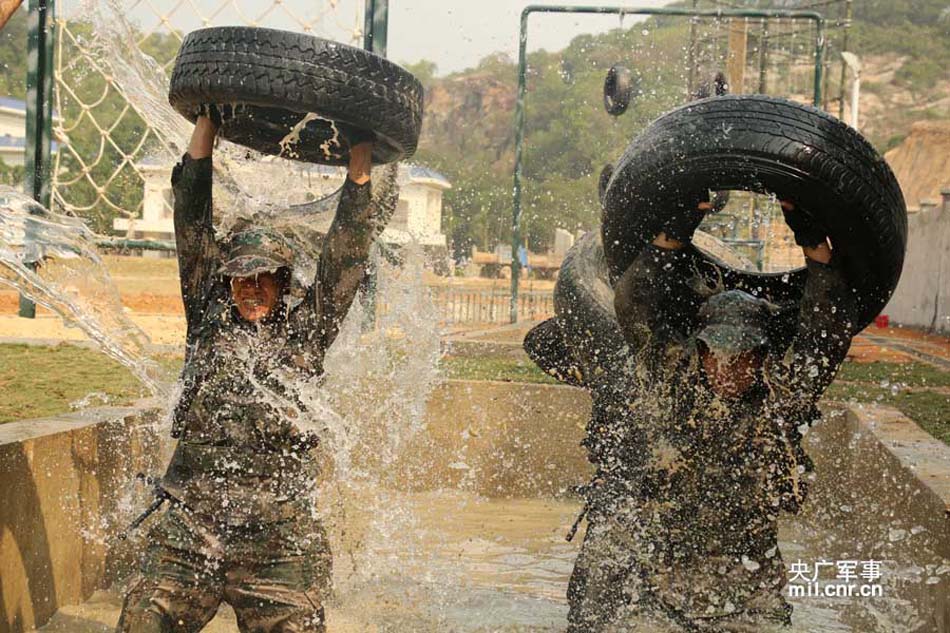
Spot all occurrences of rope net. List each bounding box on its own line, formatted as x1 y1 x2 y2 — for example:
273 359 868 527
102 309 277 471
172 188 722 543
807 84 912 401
50 0 365 234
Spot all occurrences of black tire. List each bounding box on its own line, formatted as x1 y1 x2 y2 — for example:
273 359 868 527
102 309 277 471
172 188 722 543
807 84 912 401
602 95 907 330
169 27 424 165
524 232 628 388
603 65 633 116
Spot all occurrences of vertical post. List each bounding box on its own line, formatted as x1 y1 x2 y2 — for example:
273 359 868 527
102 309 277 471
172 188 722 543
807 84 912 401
510 8 529 324
757 18 769 93
726 18 748 94
360 0 388 330
837 0 853 120
363 0 388 56
813 17 825 108
21 0 55 319
686 0 698 97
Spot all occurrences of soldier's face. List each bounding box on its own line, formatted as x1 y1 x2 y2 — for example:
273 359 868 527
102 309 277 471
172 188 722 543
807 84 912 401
700 346 763 399
230 272 281 322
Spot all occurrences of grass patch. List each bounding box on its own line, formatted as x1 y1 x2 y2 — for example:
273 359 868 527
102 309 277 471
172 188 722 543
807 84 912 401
835 361 950 388
442 356 558 385
0 344 149 423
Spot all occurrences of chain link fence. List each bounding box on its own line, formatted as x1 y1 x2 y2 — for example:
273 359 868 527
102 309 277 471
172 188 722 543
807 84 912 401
50 0 366 233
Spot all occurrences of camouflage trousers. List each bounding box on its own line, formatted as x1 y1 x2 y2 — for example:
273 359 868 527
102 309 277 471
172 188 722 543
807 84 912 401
117 505 332 633
567 508 792 633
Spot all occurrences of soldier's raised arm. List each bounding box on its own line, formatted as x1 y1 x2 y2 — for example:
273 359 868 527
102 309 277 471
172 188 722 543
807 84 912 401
173 115 221 337
315 143 399 351
613 204 708 355
778 205 859 408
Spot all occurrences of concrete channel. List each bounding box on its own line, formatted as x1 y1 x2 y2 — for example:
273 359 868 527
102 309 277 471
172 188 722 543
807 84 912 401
1 382 949 632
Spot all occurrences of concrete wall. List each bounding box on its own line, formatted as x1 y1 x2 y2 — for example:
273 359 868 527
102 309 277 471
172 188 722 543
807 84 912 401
0 405 163 633
885 189 950 332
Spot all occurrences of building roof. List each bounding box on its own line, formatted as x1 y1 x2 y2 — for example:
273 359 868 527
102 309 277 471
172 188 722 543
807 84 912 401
0 133 61 152
0 96 61 119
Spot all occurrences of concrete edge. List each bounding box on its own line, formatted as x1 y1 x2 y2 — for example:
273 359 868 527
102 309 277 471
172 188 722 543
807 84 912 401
0 398 164 446
848 403 950 520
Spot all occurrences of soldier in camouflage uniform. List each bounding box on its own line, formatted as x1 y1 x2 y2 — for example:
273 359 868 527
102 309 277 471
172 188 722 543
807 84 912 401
117 114 397 633
567 201 858 632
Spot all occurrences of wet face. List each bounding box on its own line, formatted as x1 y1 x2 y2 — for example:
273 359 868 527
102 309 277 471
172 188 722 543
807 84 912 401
230 272 281 322
699 345 764 400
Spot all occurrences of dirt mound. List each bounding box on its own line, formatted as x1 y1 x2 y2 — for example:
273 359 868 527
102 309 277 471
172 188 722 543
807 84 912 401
885 120 950 209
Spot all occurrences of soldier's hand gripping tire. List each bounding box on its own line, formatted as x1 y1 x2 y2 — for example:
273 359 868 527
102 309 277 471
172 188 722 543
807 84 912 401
168 26 424 166
601 94 908 331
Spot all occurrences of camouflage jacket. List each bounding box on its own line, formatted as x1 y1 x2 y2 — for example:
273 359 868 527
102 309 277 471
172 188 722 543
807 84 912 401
162 154 397 525
583 244 857 619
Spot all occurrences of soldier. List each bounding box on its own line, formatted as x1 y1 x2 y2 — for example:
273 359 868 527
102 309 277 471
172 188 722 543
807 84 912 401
567 200 858 632
116 113 397 633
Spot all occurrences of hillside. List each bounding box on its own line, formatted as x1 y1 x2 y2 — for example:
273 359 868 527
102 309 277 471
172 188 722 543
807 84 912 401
411 2 950 256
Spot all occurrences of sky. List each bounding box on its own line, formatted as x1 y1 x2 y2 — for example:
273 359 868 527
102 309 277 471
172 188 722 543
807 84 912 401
61 0 672 75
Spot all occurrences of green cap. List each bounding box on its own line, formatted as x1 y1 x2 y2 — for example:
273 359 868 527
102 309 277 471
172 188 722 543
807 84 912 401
219 227 294 278
696 290 771 354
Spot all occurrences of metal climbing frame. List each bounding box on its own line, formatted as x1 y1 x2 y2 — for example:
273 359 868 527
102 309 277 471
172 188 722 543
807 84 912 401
509 5 828 323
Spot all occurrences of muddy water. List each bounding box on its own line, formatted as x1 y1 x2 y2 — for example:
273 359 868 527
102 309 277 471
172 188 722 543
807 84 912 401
39 485 950 632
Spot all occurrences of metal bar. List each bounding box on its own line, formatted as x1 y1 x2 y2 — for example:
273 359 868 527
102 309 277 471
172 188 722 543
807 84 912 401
837 0 852 119
21 0 55 319
363 0 389 56
510 4 825 322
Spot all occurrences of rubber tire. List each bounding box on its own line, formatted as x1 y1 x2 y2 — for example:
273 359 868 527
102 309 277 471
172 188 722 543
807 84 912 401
524 232 628 389
602 95 907 330
168 27 424 165
604 65 633 116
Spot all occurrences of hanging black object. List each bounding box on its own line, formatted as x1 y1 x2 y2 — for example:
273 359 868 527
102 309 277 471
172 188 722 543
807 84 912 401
603 65 634 116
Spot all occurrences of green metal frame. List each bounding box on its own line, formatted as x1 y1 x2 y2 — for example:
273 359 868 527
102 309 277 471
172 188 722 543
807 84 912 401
20 0 55 318
509 4 827 323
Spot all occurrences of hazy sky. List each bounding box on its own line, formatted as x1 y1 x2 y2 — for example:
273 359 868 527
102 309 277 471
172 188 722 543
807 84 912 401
388 0 672 73
64 0 672 75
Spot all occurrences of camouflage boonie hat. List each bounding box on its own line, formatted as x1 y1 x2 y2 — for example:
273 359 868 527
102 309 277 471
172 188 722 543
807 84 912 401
220 227 294 278
697 289 771 354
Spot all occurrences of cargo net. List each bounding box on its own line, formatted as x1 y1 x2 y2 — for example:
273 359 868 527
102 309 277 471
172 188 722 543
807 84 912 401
50 0 365 234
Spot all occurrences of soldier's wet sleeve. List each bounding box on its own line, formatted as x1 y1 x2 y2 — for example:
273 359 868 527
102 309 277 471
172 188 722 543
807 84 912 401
315 163 399 351
780 258 858 408
613 244 702 354
172 153 219 335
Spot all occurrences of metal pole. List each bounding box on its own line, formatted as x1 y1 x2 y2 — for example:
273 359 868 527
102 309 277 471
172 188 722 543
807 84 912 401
510 5 825 322
364 0 389 55
510 8 530 323
362 0 388 330
21 0 54 319
837 0 853 120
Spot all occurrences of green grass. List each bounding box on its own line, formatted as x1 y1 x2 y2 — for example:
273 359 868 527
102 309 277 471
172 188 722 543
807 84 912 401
0 344 150 423
2 345 948 448
442 356 558 385
835 361 950 388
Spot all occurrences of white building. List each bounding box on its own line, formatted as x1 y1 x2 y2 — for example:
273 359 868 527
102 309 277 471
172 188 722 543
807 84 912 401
0 96 61 169
114 159 451 254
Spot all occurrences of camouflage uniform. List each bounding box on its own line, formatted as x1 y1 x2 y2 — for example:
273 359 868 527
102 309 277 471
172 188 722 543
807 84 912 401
117 154 396 632
567 244 857 632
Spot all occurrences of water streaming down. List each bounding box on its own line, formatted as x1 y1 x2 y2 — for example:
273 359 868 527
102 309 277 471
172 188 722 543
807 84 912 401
7 3 950 632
